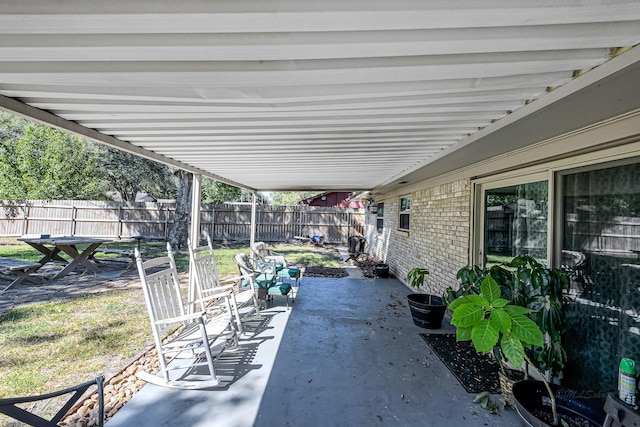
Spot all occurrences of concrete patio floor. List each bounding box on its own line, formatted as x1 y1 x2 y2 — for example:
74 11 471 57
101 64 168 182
106 273 522 427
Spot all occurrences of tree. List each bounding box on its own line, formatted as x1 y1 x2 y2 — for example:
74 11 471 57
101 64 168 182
269 191 318 206
201 179 242 204
0 111 179 203
0 116 104 200
169 170 192 249
100 147 177 202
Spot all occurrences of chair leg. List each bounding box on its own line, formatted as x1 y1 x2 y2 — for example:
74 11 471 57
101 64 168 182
197 318 219 384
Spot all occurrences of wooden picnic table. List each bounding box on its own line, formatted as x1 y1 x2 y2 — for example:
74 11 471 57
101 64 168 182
17 236 112 281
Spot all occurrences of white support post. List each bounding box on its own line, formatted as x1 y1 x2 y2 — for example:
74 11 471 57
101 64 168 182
188 173 202 314
250 192 257 260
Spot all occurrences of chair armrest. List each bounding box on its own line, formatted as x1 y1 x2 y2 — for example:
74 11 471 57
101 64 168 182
188 285 234 306
219 273 254 285
154 311 207 326
201 284 235 294
254 257 277 273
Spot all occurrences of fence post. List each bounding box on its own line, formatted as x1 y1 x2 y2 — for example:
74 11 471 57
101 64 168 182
257 208 261 241
298 205 303 238
211 206 215 241
69 205 77 236
117 206 122 239
20 202 27 236
163 207 169 240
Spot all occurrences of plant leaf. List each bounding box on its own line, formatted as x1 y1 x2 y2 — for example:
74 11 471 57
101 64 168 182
481 275 501 303
456 326 472 341
510 314 543 347
471 319 499 353
448 295 473 311
492 298 509 308
462 294 490 307
489 309 512 334
502 305 533 316
501 332 525 368
473 391 491 403
451 304 485 327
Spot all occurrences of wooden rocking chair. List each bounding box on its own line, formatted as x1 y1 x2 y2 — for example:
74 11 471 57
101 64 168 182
188 235 260 334
134 244 237 389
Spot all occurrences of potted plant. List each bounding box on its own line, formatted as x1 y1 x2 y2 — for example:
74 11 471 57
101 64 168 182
445 262 527 407
449 261 606 427
406 267 447 329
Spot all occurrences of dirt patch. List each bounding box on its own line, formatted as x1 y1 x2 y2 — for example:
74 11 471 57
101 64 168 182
353 257 391 278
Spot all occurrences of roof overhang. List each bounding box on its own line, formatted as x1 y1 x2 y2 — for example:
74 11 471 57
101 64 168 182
1 2 639 193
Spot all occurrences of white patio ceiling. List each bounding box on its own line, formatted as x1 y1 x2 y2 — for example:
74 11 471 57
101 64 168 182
1 1 640 194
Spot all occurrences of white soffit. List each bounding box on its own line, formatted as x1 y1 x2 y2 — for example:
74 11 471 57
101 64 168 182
0 1 639 192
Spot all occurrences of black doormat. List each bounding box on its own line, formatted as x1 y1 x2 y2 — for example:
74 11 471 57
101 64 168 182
419 333 500 394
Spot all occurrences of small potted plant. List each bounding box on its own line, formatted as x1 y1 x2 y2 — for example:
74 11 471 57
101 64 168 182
406 267 447 329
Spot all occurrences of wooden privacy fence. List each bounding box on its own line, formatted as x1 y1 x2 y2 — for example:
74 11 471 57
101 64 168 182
0 200 365 244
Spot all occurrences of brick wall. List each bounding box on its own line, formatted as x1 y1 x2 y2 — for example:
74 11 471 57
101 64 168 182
365 179 471 296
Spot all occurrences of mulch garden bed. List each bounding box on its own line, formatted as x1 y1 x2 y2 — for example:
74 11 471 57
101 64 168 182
419 333 500 394
303 265 348 277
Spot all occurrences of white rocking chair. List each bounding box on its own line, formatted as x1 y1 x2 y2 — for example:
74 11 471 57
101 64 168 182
134 244 237 389
188 235 260 335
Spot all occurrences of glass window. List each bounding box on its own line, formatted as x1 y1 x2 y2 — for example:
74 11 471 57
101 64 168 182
560 161 640 393
376 202 384 231
483 180 548 266
399 196 410 231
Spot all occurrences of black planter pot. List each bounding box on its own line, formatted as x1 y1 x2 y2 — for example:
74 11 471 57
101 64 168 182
407 294 446 329
512 380 606 427
374 263 390 278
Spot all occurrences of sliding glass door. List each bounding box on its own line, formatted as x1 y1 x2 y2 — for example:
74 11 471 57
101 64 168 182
475 175 549 267
560 161 640 392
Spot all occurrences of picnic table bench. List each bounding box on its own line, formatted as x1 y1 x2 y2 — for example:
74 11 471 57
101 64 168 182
0 257 42 292
131 235 167 252
92 248 136 272
93 248 135 257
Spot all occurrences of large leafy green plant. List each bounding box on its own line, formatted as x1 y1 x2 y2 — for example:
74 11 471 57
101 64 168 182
450 275 543 372
447 256 568 381
450 274 563 425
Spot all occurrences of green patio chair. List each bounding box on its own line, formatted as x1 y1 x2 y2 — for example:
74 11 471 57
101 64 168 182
251 242 301 289
233 253 291 309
